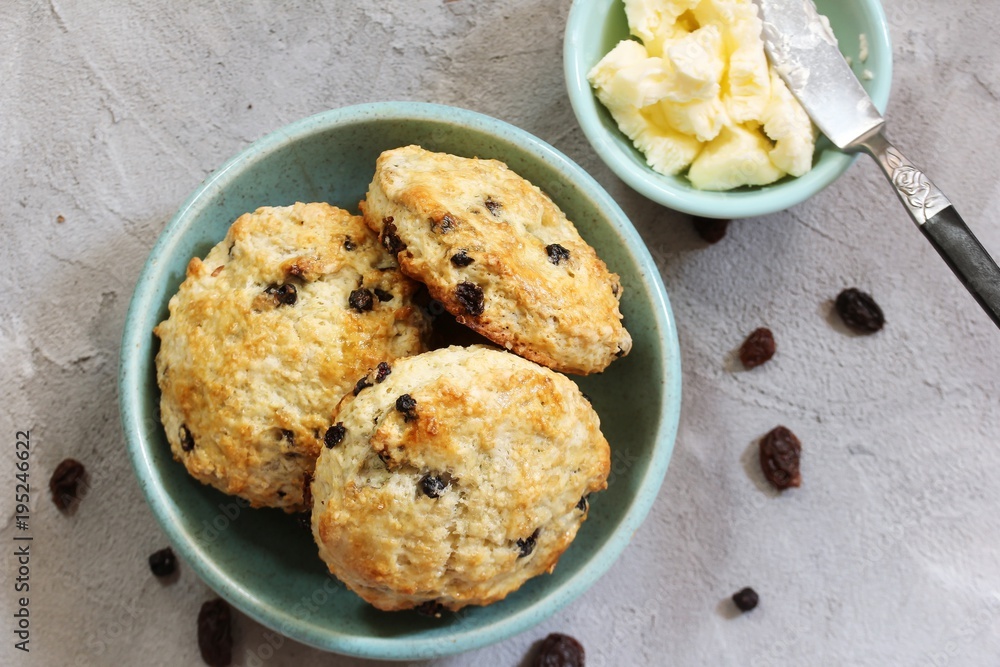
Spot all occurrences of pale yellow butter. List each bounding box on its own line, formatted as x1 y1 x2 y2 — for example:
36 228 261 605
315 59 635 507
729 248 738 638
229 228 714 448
589 0 819 190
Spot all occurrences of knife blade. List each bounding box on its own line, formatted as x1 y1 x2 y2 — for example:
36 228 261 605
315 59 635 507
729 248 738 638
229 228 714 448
753 0 1000 329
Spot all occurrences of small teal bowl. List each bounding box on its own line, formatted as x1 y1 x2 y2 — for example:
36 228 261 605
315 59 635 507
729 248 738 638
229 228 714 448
564 0 893 218
118 102 681 660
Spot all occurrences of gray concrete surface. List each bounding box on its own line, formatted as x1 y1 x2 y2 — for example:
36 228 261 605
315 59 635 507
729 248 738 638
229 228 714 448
2 0 999 665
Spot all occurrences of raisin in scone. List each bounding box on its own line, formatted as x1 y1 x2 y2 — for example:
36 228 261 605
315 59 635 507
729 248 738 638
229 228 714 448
310 345 611 611
359 145 631 375
154 203 430 512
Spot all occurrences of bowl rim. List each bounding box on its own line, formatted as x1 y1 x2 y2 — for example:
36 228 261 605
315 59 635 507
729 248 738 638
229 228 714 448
118 101 683 660
563 0 894 218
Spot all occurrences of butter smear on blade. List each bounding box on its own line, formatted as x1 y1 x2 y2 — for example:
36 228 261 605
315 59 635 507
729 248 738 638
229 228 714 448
589 0 818 190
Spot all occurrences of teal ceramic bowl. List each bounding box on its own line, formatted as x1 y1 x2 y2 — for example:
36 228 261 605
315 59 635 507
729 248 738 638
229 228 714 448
118 102 681 660
564 0 893 218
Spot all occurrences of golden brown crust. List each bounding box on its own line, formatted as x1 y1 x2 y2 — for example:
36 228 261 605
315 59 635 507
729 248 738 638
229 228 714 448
154 203 430 512
360 145 632 375
310 345 611 611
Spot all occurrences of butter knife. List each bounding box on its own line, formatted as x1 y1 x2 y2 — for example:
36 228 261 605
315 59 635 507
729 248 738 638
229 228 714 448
754 0 1000 328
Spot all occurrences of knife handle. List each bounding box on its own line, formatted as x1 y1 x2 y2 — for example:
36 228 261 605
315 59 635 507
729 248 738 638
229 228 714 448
860 132 1000 328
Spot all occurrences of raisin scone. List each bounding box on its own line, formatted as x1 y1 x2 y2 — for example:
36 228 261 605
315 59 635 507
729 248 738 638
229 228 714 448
310 345 611 611
359 145 632 375
154 203 430 512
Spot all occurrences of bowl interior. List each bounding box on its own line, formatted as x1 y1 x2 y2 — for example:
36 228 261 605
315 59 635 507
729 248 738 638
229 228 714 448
565 0 893 218
120 103 681 660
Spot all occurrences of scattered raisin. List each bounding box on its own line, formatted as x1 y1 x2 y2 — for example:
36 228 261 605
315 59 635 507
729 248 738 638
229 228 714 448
732 587 759 612
450 250 474 267
49 458 86 510
614 345 625 358
533 633 585 667
455 281 485 316
148 547 177 577
415 601 445 618
739 327 776 369
264 283 297 306
353 376 372 396
348 288 375 312
197 598 232 667
324 423 346 449
381 219 406 255
375 361 391 383
395 394 418 422
420 474 448 498
546 243 570 265
692 216 730 244
373 288 393 302
484 197 502 216
280 429 295 444
179 425 195 452
432 213 456 233
580 392 592 404
576 495 588 512
835 288 885 334
343 236 356 251
516 528 540 558
759 426 802 490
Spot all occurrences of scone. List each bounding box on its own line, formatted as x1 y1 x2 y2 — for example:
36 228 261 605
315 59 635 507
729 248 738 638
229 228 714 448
310 345 611 611
359 145 632 375
154 203 430 512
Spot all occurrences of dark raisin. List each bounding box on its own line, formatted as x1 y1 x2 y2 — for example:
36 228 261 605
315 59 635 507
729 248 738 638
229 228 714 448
324 423 346 449
415 601 445 618
348 288 375 312
484 197 502 216
148 547 177 577
576 495 588 511
179 424 195 452
373 288 393 302
455 281 484 316
353 376 372 396
739 327 776 369
381 219 406 255
692 216 730 244
516 528 540 558
580 392 592 404
732 587 759 612
343 236 356 251
533 632 585 667
420 474 448 498
432 213 456 233
450 250 474 267
612 282 620 297
395 394 418 422
375 361 391 383
835 288 885 334
614 345 625 358
280 429 295 444
759 426 802 490
49 458 86 510
546 243 570 265
197 598 232 667
265 283 297 306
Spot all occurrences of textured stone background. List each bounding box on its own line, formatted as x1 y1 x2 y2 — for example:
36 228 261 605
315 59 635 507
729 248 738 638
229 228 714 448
2 0 999 665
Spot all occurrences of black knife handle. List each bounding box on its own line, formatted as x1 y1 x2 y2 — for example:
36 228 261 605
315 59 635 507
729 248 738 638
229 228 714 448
920 206 1000 328
860 131 1000 329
